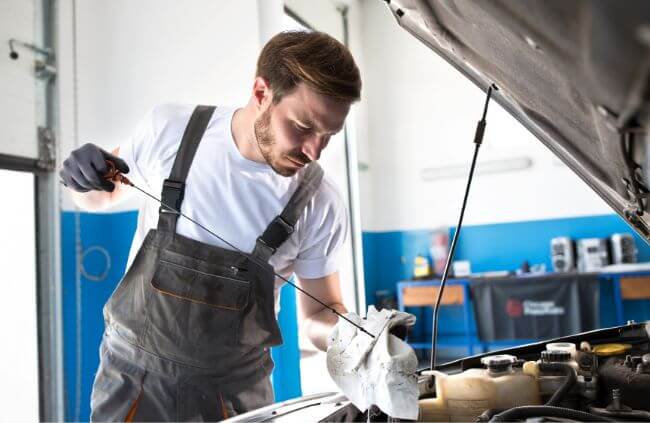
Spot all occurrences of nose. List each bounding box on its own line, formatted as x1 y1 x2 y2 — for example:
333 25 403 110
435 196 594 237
301 135 324 162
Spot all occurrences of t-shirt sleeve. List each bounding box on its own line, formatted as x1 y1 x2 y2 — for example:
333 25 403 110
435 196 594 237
117 108 158 192
293 179 349 279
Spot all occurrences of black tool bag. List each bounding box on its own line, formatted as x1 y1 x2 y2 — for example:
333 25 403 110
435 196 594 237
470 273 600 342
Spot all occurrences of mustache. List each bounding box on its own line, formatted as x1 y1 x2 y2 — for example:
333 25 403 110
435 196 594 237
288 152 312 164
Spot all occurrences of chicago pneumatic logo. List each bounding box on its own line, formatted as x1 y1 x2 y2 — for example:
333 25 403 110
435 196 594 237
506 299 523 318
506 298 565 318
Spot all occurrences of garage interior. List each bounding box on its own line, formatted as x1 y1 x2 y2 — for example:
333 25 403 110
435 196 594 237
3 0 650 421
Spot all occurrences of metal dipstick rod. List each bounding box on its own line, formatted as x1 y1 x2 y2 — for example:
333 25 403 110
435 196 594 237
430 84 497 370
103 168 375 338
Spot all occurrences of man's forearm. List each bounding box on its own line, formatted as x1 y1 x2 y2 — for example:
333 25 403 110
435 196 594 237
69 189 114 211
303 302 347 351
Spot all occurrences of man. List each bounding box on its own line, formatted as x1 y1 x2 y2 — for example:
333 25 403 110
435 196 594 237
60 30 361 421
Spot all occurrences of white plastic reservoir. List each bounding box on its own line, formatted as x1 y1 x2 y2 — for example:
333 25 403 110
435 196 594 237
419 355 542 421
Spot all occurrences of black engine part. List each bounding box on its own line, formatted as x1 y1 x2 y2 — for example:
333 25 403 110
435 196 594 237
597 354 650 411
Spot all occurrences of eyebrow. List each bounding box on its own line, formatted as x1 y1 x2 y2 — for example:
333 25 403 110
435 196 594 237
294 116 342 135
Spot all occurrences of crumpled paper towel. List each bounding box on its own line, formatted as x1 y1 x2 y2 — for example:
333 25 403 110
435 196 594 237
326 306 419 420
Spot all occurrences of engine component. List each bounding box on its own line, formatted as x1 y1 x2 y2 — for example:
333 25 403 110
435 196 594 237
546 342 577 359
593 343 632 357
597 354 650 411
588 388 650 420
541 349 571 363
541 343 582 380
538 362 577 406
481 354 517 374
624 353 650 374
489 405 614 422
589 406 650 421
416 324 649 422
419 355 541 421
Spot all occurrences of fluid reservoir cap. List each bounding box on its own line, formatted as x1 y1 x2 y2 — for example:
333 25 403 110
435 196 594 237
541 349 571 363
642 353 650 366
546 342 577 358
592 343 632 357
481 354 516 373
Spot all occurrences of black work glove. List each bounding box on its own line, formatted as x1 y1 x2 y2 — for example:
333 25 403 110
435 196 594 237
60 143 129 192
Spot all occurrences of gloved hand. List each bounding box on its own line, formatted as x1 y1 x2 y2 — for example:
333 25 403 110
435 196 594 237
328 308 415 372
326 306 419 420
60 143 129 192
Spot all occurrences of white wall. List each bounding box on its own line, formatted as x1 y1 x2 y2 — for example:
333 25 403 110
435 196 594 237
0 1 46 418
357 0 613 232
0 170 39 423
57 0 268 210
1 0 45 159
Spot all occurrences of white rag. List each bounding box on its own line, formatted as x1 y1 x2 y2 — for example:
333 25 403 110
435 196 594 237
326 306 419 420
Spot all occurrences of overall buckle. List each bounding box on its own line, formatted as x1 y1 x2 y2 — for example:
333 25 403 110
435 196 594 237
272 216 294 235
159 179 185 214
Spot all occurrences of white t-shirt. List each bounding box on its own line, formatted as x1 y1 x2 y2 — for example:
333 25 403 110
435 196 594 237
119 104 348 310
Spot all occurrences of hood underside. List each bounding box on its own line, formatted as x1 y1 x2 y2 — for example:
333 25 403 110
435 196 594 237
385 0 650 242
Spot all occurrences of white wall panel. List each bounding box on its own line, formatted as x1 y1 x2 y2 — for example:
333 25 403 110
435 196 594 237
357 0 612 231
57 0 264 210
0 0 44 159
284 0 344 40
0 170 39 421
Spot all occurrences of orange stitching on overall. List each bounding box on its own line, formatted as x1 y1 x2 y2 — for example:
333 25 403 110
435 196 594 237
151 285 243 311
124 387 143 423
219 393 229 420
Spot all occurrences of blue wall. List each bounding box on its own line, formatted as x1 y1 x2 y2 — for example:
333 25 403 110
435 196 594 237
61 211 301 421
362 214 650 357
270 283 303 401
363 214 650 304
451 214 650 273
362 229 433 306
61 211 137 422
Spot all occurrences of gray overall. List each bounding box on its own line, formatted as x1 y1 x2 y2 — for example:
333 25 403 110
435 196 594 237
90 106 324 421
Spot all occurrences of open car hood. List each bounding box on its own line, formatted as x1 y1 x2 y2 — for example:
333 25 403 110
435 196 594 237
384 0 650 241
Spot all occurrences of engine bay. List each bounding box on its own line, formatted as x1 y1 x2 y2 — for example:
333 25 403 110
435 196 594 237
225 322 650 422
414 322 650 422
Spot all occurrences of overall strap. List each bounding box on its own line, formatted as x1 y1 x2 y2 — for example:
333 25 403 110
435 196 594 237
157 105 216 233
252 162 325 262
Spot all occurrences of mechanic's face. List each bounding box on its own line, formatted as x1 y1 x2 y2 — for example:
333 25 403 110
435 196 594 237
254 82 350 177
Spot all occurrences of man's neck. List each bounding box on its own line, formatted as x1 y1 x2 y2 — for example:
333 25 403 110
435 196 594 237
231 101 266 164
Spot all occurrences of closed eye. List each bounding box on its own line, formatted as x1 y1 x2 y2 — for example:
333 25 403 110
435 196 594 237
295 122 311 132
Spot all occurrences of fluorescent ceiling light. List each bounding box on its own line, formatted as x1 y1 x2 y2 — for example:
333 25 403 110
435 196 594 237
421 156 533 181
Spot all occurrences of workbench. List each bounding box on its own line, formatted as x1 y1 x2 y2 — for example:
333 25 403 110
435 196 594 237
397 270 650 356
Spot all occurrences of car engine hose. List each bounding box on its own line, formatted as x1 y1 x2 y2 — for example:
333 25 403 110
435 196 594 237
476 408 503 422
589 406 650 421
539 362 577 406
489 405 614 422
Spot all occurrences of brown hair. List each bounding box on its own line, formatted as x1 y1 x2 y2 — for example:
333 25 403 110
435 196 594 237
256 31 361 104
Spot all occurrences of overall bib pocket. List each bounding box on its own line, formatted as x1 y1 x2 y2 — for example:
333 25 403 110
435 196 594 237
143 249 252 364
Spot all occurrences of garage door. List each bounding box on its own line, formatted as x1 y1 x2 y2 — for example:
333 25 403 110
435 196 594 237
0 0 51 170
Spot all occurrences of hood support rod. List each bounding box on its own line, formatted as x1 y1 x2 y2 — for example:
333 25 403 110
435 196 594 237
430 84 497 371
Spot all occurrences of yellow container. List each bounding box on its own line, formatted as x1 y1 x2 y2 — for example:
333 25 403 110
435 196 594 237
414 256 430 278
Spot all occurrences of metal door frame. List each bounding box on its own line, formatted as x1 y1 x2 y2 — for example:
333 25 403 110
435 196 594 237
1 0 65 420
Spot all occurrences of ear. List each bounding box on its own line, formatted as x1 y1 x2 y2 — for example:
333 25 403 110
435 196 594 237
252 76 272 110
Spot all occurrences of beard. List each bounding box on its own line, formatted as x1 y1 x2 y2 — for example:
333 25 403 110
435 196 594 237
254 107 310 177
